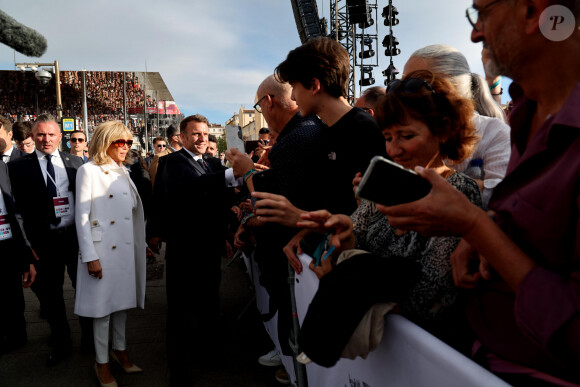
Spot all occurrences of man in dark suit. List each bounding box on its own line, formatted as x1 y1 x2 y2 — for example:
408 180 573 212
8 114 92 366
0 160 35 354
0 115 26 163
148 114 240 386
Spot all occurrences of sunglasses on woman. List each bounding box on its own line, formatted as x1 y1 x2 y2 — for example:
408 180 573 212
386 78 436 95
112 139 133 148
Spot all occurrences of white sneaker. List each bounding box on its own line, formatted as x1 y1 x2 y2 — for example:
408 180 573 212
258 348 282 367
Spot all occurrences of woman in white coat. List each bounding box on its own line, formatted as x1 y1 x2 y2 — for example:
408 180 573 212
75 121 146 387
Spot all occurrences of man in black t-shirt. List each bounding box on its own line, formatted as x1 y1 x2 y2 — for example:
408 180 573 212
274 37 386 216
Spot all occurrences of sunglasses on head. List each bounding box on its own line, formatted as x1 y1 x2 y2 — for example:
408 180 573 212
386 78 436 95
112 139 133 148
70 137 85 143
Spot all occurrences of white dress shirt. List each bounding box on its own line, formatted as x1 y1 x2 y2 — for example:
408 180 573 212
0 186 7 215
450 113 511 207
35 149 75 228
2 146 14 162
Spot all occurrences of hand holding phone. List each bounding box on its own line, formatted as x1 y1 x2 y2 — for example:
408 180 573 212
355 156 432 206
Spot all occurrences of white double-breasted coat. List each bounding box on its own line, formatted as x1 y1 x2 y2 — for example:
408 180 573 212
74 160 146 318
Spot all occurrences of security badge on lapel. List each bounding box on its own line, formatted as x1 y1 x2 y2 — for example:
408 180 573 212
0 213 12 241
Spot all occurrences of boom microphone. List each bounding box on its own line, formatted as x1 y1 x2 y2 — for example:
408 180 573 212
0 10 47 57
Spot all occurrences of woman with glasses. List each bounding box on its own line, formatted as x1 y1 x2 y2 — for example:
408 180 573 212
294 71 482 367
74 121 146 387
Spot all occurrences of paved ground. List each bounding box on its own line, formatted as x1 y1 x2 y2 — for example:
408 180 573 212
0 249 285 386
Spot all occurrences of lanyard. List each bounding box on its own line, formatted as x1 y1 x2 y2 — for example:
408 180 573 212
46 166 61 197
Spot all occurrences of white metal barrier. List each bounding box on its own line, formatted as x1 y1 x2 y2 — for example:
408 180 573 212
244 251 510 387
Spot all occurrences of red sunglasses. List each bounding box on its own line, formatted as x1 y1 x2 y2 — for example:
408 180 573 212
112 139 133 148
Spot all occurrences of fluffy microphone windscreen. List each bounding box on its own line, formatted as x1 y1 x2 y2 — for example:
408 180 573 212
0 10 47 57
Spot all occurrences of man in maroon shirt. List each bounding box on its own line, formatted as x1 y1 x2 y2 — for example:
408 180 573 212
379 0 580 384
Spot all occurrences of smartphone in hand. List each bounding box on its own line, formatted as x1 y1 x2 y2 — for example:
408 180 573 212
252 169 279 195
251 169 279 209
355 156 431 206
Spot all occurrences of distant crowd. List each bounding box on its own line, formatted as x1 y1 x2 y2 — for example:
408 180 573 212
0 70 157 132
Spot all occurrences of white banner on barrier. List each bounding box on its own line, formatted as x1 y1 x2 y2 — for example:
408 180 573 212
243 251 509 387
294 253 509 387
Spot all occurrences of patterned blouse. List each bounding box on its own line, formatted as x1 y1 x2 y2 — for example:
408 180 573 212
351 172 482 323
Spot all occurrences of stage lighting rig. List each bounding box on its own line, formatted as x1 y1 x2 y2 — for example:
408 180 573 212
359 66 375 86
382 33 400 56
382 63 399 85
381 4 399 26
347 0 372 27
382 0 400 85
359 37 375 59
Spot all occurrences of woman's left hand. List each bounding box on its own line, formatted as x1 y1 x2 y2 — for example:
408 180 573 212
88 260 103 279
252 192 305 227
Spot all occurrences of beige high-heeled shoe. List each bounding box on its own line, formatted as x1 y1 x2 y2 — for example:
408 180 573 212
94 363 118 387
110 349 143 374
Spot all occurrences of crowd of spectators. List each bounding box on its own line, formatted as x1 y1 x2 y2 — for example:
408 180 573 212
0 70 157 133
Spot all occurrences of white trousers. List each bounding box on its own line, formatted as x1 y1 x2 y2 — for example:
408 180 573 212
93 310 128 364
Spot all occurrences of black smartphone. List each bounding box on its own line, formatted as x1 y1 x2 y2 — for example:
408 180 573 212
252 169 279 195
355 156 432 206
251 169 279 208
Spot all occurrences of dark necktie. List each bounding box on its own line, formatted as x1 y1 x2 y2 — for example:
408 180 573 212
46 154 61 225
197 158 209 174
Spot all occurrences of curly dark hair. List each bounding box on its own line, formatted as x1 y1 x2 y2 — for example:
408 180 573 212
375 70 479 163
274 37 350 98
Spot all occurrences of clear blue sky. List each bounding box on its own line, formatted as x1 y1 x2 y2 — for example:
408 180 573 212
0 0 511 125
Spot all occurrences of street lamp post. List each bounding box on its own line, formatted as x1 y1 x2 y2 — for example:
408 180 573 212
15 60 63 120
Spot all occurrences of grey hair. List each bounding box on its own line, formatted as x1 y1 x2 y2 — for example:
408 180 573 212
410 44 506 122
258 75 295 110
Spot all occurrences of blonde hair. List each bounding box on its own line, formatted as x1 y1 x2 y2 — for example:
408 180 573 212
89 121 132 165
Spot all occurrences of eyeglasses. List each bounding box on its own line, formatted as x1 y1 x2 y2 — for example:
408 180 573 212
253 94 274 113
17 141 35 148
156 144 167 148
70 137 85 143
386 78 436 95
112 139 133 148
466 0 505 32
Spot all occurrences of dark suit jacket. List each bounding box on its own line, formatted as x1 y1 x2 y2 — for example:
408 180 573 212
8 151 84 252
8 147 25 162
147 149 232 254
0 161 33 273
